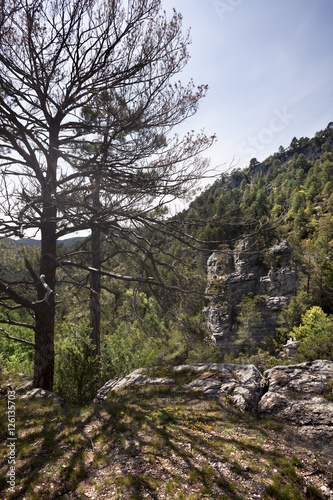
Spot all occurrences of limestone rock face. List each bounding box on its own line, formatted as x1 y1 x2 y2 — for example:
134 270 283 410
204 237 299 354
258 360 333 448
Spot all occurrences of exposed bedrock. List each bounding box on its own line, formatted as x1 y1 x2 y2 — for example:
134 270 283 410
204 237 299 355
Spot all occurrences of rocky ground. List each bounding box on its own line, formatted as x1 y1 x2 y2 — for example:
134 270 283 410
0 362 332 499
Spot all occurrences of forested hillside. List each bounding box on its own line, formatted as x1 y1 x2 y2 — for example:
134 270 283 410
180 121 333 257
176 121 333 363
1 123 333 404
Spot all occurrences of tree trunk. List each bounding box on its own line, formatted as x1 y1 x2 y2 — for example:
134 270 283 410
33 212 57 390
33 128 58 390
89 166 102 359
90 224 101 359
33 301 55 390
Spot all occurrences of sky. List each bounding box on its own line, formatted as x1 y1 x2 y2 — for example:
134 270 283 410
161 0 333 179
5 0 333 238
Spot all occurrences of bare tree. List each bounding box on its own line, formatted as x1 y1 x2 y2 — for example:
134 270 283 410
0 0 215 390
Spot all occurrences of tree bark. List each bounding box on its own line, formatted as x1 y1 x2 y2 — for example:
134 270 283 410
90 224 101 359
33 128 58 390
33 215 57 390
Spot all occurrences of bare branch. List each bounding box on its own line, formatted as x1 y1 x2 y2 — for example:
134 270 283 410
0 327 35 347
0 280 36 311
59 260 206 295
0 317 35 330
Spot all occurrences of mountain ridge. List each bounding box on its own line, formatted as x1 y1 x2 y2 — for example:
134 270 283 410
3 236 87 247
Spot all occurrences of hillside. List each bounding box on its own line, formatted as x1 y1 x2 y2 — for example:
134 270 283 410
3 237 87 247
173 121 333 362
1 122 333 385
179 121 333 251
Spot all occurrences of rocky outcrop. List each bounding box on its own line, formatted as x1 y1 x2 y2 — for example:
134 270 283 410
95 361 333 448
19 388 64 404
204 237 299 355
94 369 175 403
259 360 333 448
259 360 333 423
180 363 264 412
94 363 265 412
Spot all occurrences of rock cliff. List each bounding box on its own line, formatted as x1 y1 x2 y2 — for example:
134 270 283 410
204 237 299 355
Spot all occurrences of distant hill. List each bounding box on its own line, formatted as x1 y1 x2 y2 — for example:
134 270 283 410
4 236 87 247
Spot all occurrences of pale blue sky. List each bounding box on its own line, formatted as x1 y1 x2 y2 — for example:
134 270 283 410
162 0 333 175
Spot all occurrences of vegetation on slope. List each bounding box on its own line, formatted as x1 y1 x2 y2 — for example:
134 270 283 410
175 122 333 363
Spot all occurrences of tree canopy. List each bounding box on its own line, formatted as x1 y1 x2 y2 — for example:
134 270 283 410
0 0 214 390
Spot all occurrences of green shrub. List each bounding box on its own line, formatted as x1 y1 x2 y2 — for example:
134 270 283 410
292 306 333 361
54 322 99 405
0 312 34 375
100 319 162 381
100 295 221 383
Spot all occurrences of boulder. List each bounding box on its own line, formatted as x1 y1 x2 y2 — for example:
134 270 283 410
20 388 64 404
179 363 264 412
258 360 333 447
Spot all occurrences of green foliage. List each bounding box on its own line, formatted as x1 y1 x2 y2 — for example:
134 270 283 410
0 312 34 375
99 291 221 382
0 242 37 375
292 306 333 362
236 295 262 355
54 322 99 405
276 291 311 345
101 319 163 381
181 120 333 255
175 313 222 365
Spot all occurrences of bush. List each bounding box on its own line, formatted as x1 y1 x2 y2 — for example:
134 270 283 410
100 307 221 383
292 306 333 362
0 312 34 375
54 322 99 405
100 319 162 382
